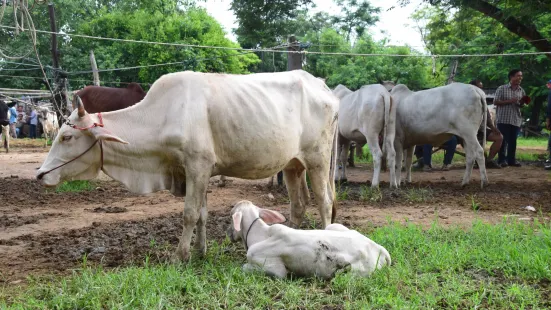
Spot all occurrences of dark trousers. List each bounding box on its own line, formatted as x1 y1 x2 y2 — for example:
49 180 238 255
29 124 37 139
422 136 458 166
497 123 519 164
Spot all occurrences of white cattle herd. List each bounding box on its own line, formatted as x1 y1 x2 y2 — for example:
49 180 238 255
36 69 489 278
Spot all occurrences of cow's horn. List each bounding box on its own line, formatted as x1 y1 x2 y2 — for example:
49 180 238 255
76 96 86 118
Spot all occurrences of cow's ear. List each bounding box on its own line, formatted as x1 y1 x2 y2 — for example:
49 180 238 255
89 127 128 144
259 209 286 224
232 211 243 232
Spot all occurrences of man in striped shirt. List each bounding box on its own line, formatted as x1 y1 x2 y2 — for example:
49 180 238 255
494 69 526 167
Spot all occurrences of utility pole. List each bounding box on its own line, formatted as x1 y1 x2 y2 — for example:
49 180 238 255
48 3 68 126
90 50 100 86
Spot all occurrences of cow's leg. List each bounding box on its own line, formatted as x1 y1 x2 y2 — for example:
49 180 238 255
338 139 351 182
267 175 275 188
348 143 355 167
174 167 211 262
395 142 404 186
217 175 226 187
194 199 208 256
307 167 334 228
363 132 382 188
461 135 488 188
284 167 307 228
404 147 414 183
299 171 310 210
384 137 397 189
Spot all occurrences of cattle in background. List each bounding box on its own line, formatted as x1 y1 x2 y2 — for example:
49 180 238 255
37 107 60 144
390 83 488 188
75 82 146 113
37 70 340 262
333 84 397 188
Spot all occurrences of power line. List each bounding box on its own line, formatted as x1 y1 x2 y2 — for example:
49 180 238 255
68 51 258 75
0 74 149 86
2 25 551 58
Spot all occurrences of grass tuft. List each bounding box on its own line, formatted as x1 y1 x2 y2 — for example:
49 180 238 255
359 185 383 202
54 180 95 193
404 187 434 203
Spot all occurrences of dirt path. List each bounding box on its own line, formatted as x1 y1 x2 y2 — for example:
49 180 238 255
1 148 550 285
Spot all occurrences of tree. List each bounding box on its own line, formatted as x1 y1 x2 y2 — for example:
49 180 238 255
412 5 551 131
331 0 380 42
0 1 259 90
400 0 551 60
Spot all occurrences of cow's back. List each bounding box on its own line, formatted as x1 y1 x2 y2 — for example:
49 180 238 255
392 83 483 146
77 84 146 113
145 70 338 178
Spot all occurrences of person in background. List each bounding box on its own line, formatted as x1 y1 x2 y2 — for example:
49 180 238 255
494 69 526 168
8 103 17 138
469 79 503 169
545 80 551 170
413 137 458 172
28 107 38 139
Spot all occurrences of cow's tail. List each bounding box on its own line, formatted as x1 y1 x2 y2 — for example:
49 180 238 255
480 89 487 153
382 92 391 156
330 114 339 224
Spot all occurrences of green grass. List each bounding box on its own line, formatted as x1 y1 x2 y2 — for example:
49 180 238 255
353 141 546 168
517 136 549 148
53 180 95 193
2 220 550 309
335 182 350 201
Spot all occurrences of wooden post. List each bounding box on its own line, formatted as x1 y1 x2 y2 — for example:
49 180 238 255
48 3 67 127
287 35 302 71
90 50 100 86
447 59 458 85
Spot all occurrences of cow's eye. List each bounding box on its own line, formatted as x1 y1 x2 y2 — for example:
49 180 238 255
61 135 72 142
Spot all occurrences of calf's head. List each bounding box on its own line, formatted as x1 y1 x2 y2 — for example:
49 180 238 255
226 200 287 243
36 96 127 187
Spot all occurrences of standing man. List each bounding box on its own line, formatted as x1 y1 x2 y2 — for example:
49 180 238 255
8 103 17 138
28 107 38 139
545 80 551 170
494 69 527 168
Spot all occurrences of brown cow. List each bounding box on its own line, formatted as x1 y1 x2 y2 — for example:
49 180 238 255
74 82 146 113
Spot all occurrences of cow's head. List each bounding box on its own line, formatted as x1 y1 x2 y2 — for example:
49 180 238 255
226 201 287 244
36 96 127 187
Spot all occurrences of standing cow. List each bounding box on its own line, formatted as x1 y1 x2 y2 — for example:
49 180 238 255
333 84 397 188
390 83 488 188
37 70 339 262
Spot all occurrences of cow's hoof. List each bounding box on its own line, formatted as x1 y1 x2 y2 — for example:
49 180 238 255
217 182 226 188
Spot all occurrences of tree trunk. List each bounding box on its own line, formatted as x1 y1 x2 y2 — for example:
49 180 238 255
464 0 551 60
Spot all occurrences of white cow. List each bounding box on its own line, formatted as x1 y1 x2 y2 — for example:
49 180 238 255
227 200 391 279
390 83 488 188
36 70 340 262
333 84 397 188
38 108 60 143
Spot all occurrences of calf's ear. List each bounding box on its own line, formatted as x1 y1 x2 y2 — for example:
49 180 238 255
259 209 287 224
89 127 129 144
232 211 243 232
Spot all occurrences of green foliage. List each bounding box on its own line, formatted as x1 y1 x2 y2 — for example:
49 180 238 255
411 5 551 124
0 1 259 90
4 221 551 309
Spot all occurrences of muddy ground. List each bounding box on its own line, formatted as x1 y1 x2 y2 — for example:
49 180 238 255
1 145 550 285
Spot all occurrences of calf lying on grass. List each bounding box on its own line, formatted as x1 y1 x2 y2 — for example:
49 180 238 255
226 200 391 279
